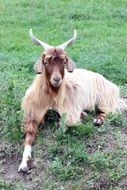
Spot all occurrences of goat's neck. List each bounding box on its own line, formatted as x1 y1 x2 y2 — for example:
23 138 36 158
35 73 65 105
43 72 65 96
47 76 65 110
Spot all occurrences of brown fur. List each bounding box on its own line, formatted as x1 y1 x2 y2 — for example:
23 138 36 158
23 119 38 145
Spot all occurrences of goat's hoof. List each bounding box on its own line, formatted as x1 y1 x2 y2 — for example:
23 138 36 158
18 158 32 173
93 118 103 126
80 111 88 120
18 163 29 173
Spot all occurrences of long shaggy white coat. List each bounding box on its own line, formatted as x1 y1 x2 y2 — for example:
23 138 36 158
22 68 127 125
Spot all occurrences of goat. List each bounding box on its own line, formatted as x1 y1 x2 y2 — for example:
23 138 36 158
18 29 127 172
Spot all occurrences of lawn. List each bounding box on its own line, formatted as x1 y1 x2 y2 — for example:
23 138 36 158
0 0 127 189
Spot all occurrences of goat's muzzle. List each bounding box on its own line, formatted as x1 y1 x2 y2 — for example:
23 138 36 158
50 75 62 88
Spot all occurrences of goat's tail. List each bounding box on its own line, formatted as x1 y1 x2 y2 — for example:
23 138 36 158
117 98 127 113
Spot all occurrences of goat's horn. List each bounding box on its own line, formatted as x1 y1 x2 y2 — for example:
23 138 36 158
57 30 77 50
29 29 53 50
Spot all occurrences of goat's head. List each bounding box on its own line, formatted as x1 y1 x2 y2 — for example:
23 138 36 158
29 29 77 88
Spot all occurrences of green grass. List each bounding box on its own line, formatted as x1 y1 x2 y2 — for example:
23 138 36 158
0 180 25 190
0 0 127 189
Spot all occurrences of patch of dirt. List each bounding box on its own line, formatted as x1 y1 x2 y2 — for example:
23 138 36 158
91 174 119 190
119 176 127 190
85 131 116 154
0 140 48 189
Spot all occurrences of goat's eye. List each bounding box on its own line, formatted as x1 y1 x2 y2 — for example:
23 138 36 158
44 61 49 66
63 61 66 65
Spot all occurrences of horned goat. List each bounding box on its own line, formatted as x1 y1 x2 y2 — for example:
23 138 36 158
18 29 127 172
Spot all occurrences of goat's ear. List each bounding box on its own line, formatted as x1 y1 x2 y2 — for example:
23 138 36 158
66 57 75 72
33 54 45 74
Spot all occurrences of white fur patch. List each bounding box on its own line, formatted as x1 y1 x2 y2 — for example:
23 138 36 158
18 145 32 172
93 118 103 126
23 145 31 160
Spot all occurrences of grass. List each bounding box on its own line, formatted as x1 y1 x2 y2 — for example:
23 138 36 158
0 0 127 189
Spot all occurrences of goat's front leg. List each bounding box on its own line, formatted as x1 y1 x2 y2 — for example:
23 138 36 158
18 119 38 172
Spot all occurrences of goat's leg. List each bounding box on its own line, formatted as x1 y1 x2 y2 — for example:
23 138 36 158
93 108 106 126
18 119 38 172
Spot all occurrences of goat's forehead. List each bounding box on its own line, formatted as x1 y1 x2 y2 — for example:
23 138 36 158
45 48 66 57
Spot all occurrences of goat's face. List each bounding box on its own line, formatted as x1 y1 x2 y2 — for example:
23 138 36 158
29 29 77 88
34 48 74 88
44 48 65 88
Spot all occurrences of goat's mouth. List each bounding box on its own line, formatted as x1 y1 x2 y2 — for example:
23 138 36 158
51 81 62 88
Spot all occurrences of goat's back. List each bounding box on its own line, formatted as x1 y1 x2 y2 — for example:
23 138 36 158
64 68 125 113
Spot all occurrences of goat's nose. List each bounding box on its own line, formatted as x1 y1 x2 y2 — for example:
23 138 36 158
53 77 60 83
